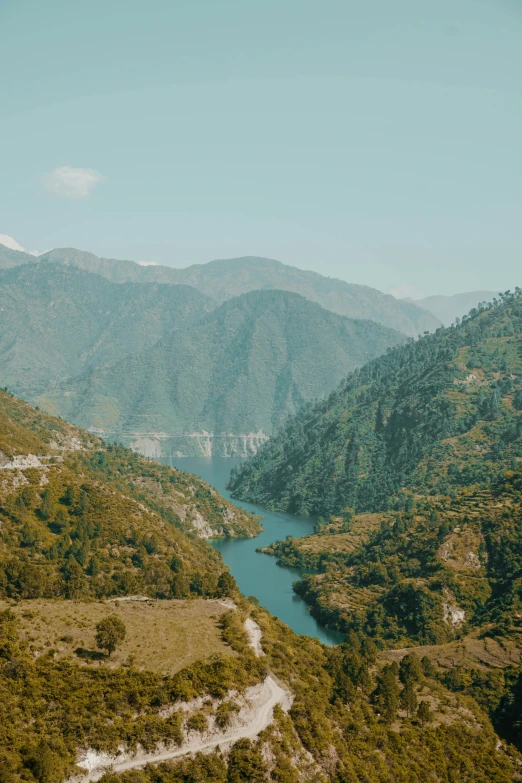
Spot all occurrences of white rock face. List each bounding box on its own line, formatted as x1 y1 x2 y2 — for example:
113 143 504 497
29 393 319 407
0 454 44 469
443 602 466 626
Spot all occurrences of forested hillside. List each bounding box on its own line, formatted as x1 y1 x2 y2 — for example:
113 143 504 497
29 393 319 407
0 390 520 782
0 263 214 397
37 290 405 456
230 289 522 515
0 389 258 603
260 468 522 647
0 244 441 336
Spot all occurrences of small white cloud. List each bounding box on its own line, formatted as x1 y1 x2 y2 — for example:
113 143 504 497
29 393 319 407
42 166 105 199
138 261 160 267
387 284 425 301
0 233 41 256
0 233 25 252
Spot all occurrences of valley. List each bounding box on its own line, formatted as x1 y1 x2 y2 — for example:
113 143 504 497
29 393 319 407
163 456 343 645
3 1 521 778
1 250 522 782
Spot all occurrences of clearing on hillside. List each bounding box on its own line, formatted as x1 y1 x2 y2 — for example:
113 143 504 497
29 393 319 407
3 598 235 673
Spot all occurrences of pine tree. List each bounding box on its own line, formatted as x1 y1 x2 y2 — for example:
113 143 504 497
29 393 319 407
400 652 423 684
417 700 433 725
400 681 418 717
39 489 55 520
373 667 400 723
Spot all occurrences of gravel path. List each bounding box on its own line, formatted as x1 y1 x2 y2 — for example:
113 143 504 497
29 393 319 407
245 617 264 656
74 617 290 782
76 676 290 781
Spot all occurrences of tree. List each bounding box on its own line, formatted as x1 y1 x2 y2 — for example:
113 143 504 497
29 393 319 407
399 652 423 684
87 555 100 576
216 571 236 597
227 738 265 783
64 558 86 599
62 485 75 506
417 699 433 725
360 637 378 664
39 489 55 520
400 681 418 717
95 615 127 657
373 667 400 723
29 742 65 783
421 655 436 677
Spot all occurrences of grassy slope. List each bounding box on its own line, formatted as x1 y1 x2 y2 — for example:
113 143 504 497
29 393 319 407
1 598 235 674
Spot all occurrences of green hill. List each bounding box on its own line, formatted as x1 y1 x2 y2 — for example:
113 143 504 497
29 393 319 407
259 470 522 647
0 387 259 603
37 290 406 456
0 243 441 336
0 263 214 397
229 289 522 514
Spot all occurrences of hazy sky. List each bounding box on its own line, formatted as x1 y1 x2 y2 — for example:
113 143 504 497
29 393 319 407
1 0 521 297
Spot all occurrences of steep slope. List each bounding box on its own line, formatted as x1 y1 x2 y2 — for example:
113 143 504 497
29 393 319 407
0 388 259 602
412 290 499 326
0 263 214 397
2 244 441 336
260 469 522 648
229 289 522 514
37 290 406 456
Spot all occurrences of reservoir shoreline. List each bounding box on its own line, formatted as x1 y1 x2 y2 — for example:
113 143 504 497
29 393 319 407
159 456 343 646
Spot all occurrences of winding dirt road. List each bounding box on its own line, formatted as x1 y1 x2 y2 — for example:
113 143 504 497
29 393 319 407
245 617 264 656
76 619 291 782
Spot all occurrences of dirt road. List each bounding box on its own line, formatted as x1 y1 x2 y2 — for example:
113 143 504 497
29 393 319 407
77 674 290 781
75 617 290 781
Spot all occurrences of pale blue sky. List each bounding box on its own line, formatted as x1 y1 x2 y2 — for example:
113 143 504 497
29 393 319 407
1 0 521 296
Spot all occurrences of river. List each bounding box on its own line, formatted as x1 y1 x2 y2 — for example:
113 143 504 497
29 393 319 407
160 456 343 646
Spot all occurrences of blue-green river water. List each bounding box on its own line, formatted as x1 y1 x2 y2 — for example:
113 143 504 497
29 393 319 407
160 457 343 646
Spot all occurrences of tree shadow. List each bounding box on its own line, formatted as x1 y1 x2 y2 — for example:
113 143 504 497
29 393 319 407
75 647 105 662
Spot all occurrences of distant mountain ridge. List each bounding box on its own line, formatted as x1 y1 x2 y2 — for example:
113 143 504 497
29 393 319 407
36 289 406 456
0 243 441 337
0 263 214 397
410 290 499 326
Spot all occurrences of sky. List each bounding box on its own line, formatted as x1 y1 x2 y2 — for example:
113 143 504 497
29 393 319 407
1 0 521 298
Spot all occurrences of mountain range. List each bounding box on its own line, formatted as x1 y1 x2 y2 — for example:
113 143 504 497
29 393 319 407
0 244 441 336
0 240 507 458
411 290 499 326
36 287 405 456
0 263 214 398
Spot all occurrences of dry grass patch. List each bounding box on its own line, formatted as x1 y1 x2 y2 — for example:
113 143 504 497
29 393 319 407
298 513 383 555
381 628 522 671
2 597 235 674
